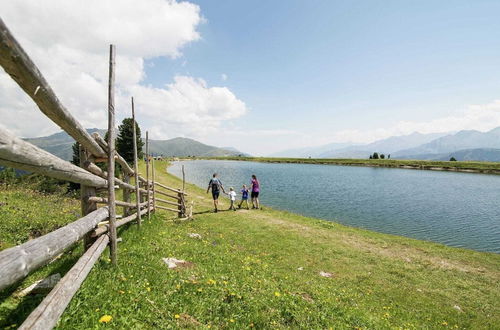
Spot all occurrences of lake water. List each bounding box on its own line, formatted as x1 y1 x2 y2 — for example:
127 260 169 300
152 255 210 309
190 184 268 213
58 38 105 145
169 160 500 253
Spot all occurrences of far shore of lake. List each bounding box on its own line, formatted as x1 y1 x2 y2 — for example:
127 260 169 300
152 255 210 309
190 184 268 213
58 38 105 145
178 157 500 175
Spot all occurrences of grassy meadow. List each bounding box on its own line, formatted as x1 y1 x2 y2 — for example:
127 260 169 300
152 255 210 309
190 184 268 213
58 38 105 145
0 161 499 329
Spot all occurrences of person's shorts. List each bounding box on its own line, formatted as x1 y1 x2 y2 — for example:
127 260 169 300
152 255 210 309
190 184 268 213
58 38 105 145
242 197 248 201
251 191 259 198
212 191 220 200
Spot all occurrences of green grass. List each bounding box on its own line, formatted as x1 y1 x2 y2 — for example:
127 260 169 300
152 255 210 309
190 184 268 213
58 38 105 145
203 156 500 173
0 185 80 251
1 163 499 329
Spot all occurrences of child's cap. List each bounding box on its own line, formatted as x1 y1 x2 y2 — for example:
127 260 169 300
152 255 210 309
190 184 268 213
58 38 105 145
229 187 234 190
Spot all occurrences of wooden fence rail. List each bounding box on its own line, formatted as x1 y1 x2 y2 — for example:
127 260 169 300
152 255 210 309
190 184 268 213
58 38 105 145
0 207 109 291
0 18 193 329
0 18 106 158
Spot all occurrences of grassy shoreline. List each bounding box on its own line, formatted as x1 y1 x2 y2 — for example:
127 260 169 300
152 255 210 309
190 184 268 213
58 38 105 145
1 162 499 328
199 157 500 175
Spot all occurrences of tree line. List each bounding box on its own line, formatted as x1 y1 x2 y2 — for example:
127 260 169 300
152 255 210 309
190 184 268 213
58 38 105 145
369 152 390 159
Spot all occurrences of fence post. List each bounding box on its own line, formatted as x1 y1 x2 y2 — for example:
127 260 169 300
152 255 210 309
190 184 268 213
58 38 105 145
182 164 185 192
146 131 151 221
131 97 142 226
107 44 118 265
152 157 156 213
123 173 131 216
79 145 97 250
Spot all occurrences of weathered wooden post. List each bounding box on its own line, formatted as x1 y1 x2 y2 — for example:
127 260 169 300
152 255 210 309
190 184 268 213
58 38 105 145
177 192 183 218
107 44 118 265
146 131 151 221
182 164 185 192
152 156 156 213
123 173 131 216
79 144 97 250
131 97 142 226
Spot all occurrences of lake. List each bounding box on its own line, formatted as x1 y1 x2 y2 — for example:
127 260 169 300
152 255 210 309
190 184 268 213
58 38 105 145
168 160 500 253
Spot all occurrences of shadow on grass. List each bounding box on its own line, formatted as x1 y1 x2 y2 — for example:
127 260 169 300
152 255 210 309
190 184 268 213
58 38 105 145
0 245 81 328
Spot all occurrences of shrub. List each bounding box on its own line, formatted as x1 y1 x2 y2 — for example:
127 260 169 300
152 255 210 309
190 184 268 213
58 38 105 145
0 167 17 185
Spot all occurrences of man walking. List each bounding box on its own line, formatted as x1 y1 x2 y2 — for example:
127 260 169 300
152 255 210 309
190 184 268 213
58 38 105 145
207 173 225 213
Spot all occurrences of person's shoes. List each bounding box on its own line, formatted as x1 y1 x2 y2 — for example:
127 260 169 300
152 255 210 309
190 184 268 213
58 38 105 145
214 209 218 213
233 208 236 211
238 205 241 209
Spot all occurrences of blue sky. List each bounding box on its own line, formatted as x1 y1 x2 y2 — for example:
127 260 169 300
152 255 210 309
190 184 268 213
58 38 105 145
2 0 500 155
143 0 500 154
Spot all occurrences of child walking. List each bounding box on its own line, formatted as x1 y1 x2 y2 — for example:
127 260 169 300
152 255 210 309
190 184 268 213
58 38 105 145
227 187 237 211
238 184 250 210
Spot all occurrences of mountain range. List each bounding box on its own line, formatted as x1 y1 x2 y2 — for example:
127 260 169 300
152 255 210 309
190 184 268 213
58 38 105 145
270 127 500 161
23 129 248 161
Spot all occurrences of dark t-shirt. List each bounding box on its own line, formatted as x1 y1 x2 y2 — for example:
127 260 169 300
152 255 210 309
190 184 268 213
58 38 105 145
209 178 222 192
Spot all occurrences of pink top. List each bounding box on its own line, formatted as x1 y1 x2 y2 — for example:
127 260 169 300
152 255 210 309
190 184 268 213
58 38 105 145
251 179 260 192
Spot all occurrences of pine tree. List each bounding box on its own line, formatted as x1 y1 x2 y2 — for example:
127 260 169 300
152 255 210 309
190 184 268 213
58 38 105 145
116 118 144 164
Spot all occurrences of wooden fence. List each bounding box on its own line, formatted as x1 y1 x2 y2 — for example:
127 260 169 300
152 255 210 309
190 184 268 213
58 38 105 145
0 18 190 329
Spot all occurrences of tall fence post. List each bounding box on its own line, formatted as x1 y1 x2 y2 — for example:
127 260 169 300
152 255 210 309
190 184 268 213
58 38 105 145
146 131 151 221
132 97 142 226
182 164 185 192
177 192 182 218
152 157 156 213
123 173 131 216
80 144 97 250
107 44 118 265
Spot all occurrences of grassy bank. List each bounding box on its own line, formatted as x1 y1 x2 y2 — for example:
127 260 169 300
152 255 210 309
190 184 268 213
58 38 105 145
203 157 500 174
1 162 499 329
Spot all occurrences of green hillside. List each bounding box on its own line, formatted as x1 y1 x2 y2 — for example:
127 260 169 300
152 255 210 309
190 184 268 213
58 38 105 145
149 137 245 157
23 130 246 160
23 128 106 160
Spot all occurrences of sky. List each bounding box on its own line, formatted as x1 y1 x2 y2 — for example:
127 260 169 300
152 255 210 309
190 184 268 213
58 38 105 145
1 0 500 155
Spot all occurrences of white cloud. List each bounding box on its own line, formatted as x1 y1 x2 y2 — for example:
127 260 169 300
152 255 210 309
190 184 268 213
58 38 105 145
215 99 500 156
130 76 246 138
0 0 247 139
221 73 228 81
327 99 500 144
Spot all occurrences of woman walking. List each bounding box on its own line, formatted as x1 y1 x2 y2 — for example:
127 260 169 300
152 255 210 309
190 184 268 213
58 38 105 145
250 174 261 209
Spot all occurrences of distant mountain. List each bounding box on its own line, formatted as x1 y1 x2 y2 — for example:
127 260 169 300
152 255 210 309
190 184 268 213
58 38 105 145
24 130 246 160
24 128 106 160
444 148 500 162
393 128 500 158
319 132 447 158
270 142 353 158
149 137 247 157
271 132 446 159
397 148 500 162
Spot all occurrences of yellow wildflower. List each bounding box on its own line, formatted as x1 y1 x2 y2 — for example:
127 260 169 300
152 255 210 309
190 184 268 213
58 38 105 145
230 319 235 323
274 291 281 297
174 314 180 319
99 315 112 323
146 287 151 292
